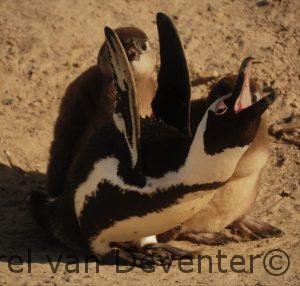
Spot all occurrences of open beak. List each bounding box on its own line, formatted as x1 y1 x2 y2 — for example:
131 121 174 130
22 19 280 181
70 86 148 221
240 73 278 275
233 57 254 113
229 57 278 118
239 86 277 118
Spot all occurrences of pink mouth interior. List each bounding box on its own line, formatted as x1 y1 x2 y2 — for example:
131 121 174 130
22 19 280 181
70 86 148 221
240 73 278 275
234 63 253 113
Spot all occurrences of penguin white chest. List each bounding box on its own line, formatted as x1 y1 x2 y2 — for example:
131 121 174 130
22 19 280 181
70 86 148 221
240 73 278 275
74 158 217 255
89 189 215 253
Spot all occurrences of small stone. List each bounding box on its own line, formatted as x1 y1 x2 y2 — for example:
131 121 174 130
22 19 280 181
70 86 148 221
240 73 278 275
2 98 13 105
211 70 219 78
256 0 269 7
28 69 34 79
290 102 298 108
276 153 285 167
294 205 300 213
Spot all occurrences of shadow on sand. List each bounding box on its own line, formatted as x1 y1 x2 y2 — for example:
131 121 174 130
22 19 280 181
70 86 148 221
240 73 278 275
0 163 107 269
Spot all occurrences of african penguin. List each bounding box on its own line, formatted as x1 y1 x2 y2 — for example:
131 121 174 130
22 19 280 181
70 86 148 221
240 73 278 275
30 13 277 264
158 64 282 245
46 26 156 198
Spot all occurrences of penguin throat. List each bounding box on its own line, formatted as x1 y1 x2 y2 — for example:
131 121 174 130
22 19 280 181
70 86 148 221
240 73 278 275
179 112 249 185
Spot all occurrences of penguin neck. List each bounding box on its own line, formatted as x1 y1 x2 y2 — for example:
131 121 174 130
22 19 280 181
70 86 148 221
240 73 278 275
178 112 249 185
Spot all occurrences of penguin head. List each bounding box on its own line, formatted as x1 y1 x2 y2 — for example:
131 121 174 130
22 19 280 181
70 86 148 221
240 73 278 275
98 27 156 79
202 57 277 155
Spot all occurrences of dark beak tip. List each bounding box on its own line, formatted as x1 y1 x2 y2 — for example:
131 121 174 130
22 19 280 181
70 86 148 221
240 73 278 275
240 56 256 71
263 86 278 104
246 56 256 62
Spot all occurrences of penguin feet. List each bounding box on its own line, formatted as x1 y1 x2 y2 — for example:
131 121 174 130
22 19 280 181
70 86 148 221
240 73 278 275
141 244 174 265
102 248 157 267
143 243 193 260
132 243 193 266
176 232 237 245
107 242 191 266
156 225 182 243
114 242 173 265
230 216 284 241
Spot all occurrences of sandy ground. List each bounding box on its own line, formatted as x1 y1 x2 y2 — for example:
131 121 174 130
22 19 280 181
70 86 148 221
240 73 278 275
0 0 299 285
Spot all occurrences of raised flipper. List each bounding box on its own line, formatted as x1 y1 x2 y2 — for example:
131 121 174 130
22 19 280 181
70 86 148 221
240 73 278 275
105 25 195 264
151 12 191 136
230 216 283 241
105 27 140 167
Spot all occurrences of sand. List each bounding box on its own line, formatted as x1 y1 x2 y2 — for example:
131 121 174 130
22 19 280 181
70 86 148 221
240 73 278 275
0 0 299 285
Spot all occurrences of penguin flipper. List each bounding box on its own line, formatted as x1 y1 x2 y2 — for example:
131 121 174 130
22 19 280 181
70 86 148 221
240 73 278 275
104 27 140 167
152 12 191 136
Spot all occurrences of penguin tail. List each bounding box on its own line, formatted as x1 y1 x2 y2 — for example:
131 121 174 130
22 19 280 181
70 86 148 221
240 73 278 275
28 191 88 253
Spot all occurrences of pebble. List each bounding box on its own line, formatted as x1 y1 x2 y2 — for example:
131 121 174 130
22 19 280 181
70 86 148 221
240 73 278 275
294 205 300 213
211 70 219 77
2 98 13 105
256 0 269 7
196 70 219 78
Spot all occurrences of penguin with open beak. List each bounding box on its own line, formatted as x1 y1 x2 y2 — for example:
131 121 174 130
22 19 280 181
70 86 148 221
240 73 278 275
158 60 283 245
46 26 156 198
30 13 277 265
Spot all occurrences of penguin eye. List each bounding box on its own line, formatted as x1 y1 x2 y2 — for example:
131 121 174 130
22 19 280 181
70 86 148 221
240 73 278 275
214 100 228 115
141 42 147 51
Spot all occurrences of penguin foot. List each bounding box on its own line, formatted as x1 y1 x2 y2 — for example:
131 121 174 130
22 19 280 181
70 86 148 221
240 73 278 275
110 241 193 265
176 232 237 245
230 216 284 241
143 243 193 260
157 225 182 243
141 244 173 265
105 244 175 266
102 248 156 267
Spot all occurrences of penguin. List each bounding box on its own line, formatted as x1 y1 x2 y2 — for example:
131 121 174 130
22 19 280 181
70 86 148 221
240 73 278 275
157 67 283 245
46 26 156 198
30 13 277 265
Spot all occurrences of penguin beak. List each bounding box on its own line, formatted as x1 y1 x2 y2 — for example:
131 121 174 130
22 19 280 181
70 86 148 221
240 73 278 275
233 57 254 113
229 57 278 118
238 87 277 118
125 41 141 62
